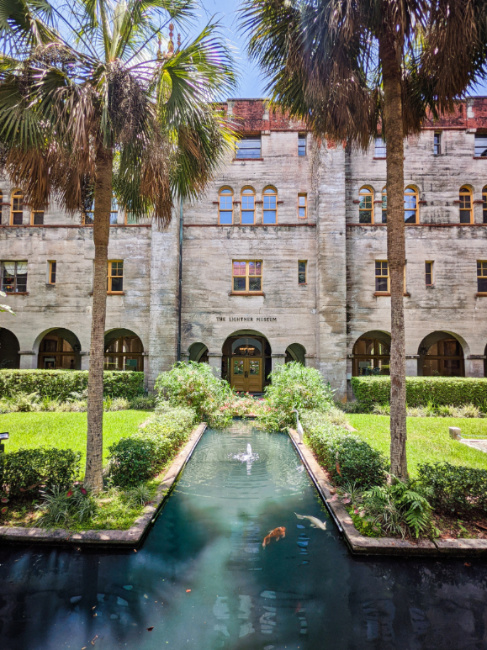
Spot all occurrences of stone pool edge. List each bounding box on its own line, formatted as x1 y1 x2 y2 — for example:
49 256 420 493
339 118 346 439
289 429 487 557
0 423 207 548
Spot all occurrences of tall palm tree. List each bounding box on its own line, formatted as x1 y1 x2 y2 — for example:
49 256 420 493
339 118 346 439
0 0 235 491
241 0 487 479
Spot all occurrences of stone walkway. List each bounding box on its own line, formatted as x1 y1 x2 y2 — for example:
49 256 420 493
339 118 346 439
460 438 487 453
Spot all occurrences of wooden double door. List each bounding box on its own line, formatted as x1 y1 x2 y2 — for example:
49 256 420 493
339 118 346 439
230 356 263 393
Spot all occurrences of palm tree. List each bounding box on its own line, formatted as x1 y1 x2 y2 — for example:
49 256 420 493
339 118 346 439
0 0 235 491
241 0 487 480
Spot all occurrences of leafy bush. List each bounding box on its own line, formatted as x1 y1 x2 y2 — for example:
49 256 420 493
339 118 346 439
361 480 434 539
1 448 80 499
155 362 233 423
259 363 334 431
418 462 487 517
37 484 97 528
129 395 157 410
0 370 144 401
352 376 487 408
107 438 157 488
122 484 153 508
301 410 387 488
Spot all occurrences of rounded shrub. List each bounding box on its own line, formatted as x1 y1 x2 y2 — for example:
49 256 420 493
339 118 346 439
107 438 157 488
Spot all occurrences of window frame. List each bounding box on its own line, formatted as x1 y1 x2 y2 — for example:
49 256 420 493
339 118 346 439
425 261 434 287
47 260 56 285
235 135 262 160
375 260 389 293
107 260 124 294
477 261 487 294
358 186 374 223
298 193 307 219
110 196 119 225
374 137 387 159
241 187 256 225
232 260 263 294
298 133 307 157
10 190 24 225
1 260 28 293
404 186 419 224
381 187 387 223
262 186 278 225
298 260 307 285
459 186 473 224
218 187 233 225
433 131 442 155
30 208 44 225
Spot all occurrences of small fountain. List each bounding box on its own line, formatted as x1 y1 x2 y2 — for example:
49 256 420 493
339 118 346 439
232 443 259 475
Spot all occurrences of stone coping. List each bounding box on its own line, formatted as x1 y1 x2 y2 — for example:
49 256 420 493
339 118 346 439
288 429 487 557
0 423 207 548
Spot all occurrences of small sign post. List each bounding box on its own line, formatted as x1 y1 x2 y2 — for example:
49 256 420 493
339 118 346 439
0 432 9 454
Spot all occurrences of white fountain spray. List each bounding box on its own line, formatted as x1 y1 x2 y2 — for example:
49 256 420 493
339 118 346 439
232 442 259 475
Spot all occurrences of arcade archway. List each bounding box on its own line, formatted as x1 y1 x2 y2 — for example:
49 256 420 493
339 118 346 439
188 342 209 363
0 328 20 369
222 331 271 393
418 332 465 377
104 329 144 371
285 343 306 365
37 328 81 369
351 331 391 376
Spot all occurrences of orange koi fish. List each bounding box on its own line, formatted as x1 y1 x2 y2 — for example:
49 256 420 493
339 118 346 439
262 526 286 548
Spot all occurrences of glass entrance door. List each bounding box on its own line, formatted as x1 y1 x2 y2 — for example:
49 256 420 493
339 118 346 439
230 357 262 392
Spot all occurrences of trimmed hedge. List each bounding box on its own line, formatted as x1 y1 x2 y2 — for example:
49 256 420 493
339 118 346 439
0 370 144 400
351 376 487 408
418 462 487 517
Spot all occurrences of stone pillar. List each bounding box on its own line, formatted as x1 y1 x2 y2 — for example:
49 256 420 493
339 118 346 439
208 353 222 378
466 355 485 378
405 355 419 377
18 350 35 369
271 353 286 372
80 351 90 371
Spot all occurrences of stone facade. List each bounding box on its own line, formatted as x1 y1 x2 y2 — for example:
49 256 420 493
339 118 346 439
0 98 486 398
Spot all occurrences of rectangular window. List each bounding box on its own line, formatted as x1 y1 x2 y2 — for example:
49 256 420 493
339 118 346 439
236 136 261 160
298 261 307 285
232 260 262 293
375 261 389 292
110 197 118 225
425 261 434 287
31 209 44 225
1 261 27 293
483 188 487 224
298 133 307 157
374 138 386 158
219 189 233 225
475 134 487 157
48 261 56 285
433 132 441 155
108 260 124 293
478 261 487 293
263 189 277 224
298 193 307 219
11 193 23 225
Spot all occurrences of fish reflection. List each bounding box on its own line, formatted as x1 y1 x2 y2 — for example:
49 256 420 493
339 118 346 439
262 527 286 548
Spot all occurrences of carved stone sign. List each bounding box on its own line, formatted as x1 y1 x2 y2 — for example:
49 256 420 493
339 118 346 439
216 316 277 322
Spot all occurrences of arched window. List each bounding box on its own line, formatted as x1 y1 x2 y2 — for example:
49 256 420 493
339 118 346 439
483 186 487 224
11 190 23 225
218 187 233 225
404 186 419 224
241 187 255 225
459 186 473 224
358 186 374 223
263 187 277 224
381 187 387 223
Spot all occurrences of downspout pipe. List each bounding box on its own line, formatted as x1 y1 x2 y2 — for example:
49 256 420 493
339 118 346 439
177 199 183 362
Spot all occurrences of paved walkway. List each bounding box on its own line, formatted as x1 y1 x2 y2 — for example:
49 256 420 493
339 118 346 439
460 438 487 453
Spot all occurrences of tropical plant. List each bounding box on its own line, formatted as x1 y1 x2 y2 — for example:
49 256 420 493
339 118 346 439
0 290 14 314
0 0 235 491
241 0 487 479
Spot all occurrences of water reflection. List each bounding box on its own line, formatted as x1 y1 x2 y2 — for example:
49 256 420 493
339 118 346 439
0 422 487 649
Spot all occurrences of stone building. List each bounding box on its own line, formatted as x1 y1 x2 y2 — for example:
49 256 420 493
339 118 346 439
1 98 486 399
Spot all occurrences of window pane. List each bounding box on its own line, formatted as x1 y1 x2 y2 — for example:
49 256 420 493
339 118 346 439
234 277 246 291
298 196 306 207
359 210 372 224
249 277 261 291
111 277 123 292
374 138 386 157
460 210 471 224
12 213 22 225
219 211 232 225
236 137 261 159
263 210 276 224
220 196 232 210
242 195 254 210
233 261 246 275
376 277 388 292
475 135 487 157
299 207 306 218
298 134 306 156
241 212 254 225
33 211 44 225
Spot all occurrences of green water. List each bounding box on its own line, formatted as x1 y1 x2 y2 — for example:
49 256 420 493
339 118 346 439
1 422 487 649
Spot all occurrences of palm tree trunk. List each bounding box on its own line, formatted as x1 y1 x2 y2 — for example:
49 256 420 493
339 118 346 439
84 145 113 493
379 35 408 480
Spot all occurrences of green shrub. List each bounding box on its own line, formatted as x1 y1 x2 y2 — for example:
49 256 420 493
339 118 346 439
301 410 387 488
155 362 233 423
351 376 487 408
129 394 157 410
1 448 80 499
107 438 157 488
418 462 487 517
37 484 97 528
0 370 144 400
260 363 334 431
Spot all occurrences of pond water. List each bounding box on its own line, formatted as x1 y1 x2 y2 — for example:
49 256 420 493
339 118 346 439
1 422 487 649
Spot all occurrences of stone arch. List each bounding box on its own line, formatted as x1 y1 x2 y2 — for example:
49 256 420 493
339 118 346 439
285 343 306 365
222 330 271 392
188 342 209 363
417 331 466 377
0 328 20 368
351 330 391 376
36 328 82 370
104 328 144 371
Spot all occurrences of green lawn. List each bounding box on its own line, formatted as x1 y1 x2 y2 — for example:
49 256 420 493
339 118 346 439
348 415 487 475
0 410 151 471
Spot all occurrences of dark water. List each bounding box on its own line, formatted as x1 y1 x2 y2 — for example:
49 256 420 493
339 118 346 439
1 422 487 649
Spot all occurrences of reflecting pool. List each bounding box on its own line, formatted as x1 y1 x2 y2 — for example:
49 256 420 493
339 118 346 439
1 422 487 649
